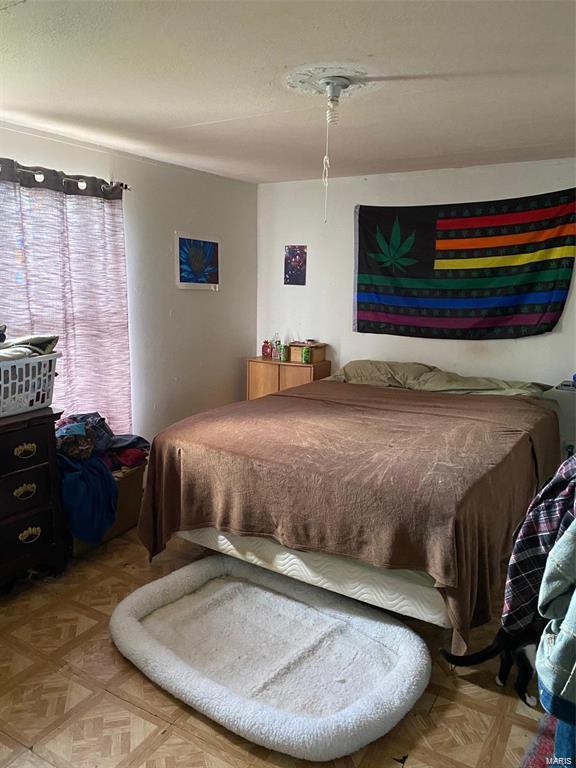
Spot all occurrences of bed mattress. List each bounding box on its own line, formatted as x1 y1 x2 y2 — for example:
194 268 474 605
176 528 451 628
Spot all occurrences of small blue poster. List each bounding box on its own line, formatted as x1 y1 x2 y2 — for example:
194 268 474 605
176 233 220 290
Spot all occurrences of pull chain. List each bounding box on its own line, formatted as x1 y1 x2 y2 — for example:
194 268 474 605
322 119 330 223
322 96 339 223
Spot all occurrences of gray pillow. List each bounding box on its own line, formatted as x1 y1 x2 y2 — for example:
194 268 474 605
328 360 550 397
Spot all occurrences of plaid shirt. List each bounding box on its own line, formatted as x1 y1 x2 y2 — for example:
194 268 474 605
501 454 575 634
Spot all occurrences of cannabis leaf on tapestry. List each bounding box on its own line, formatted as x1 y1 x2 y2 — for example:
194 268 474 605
369 218 417 272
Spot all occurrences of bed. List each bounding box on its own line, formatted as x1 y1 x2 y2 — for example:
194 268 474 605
139 365 560 652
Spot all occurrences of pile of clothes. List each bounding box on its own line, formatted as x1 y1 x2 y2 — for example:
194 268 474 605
501 454 575 762
56 412 149 545
56 412 149 469
0 329 59 361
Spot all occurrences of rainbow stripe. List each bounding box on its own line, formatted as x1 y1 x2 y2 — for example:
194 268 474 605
436 223 576 250
434 245 575 271
356 265 574 290
356 310 562 330
356 289 568 309
435 201 576 230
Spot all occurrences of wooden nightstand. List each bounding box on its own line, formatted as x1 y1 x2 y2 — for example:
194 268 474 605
246 357 331 400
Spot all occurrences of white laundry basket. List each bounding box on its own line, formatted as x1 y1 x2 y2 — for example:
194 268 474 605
0 353 61 418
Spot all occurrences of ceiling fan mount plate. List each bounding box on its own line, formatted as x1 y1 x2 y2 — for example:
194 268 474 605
284 63 380 97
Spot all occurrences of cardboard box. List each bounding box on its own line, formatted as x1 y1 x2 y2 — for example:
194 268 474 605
288 343 327 364
73 463 146 557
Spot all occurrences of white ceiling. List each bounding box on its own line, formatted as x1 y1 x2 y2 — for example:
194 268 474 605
1 0 575 183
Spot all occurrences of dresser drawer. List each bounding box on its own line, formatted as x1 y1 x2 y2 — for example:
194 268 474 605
0 465 52 519
0 424 52 475
0 508 54 552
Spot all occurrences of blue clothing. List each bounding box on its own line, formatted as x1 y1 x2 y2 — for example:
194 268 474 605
58 454 118 544
110 434 150 452
539 684 576 726
554 719 575 762
56 423 86 438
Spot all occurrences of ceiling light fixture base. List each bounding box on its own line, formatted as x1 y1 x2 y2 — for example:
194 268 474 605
318 76 351 101
284 63 379 97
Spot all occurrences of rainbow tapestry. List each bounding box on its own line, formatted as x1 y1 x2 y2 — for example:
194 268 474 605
354 188 575 339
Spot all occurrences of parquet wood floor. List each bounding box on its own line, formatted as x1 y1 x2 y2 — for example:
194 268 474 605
0 530 540 768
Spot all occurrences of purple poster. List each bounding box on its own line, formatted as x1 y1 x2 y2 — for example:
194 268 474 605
284 245 307 285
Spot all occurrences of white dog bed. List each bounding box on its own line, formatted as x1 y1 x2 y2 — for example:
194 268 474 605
110 556 431 761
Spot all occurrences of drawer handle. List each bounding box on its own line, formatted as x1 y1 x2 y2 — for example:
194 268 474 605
13 442 38 460
18 526 42 544
13 482 37 500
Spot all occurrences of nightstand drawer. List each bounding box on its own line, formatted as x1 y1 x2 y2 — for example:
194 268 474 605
0 424 52 475
0 465 51 519
0 508 54 551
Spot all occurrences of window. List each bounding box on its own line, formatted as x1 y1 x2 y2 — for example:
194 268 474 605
0 158 131 432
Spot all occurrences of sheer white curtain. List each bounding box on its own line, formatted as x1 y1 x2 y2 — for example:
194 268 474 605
0 159 132 432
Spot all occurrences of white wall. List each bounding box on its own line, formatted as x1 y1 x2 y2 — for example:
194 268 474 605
2 129 574 440
1 125 257 439
258 159 575 386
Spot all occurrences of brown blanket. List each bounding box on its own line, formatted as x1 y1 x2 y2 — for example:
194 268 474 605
139 381 560 651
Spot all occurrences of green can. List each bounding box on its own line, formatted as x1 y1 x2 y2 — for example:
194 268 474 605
280 344 289 362
301 346 311 364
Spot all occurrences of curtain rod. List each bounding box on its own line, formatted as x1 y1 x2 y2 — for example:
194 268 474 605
15 166 131 191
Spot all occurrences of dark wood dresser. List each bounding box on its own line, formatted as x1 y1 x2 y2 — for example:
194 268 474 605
0 408 70 588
